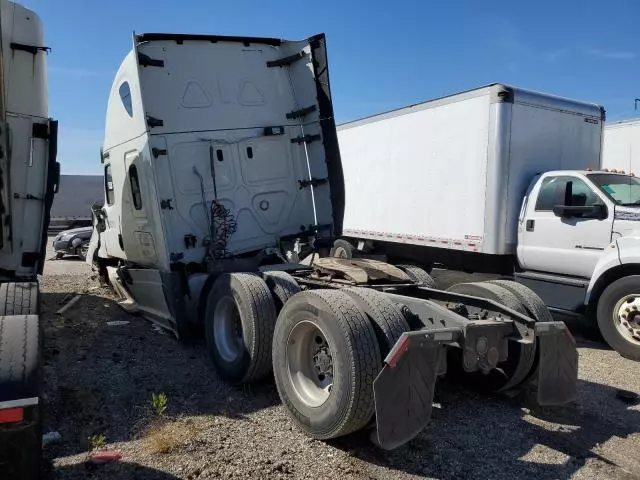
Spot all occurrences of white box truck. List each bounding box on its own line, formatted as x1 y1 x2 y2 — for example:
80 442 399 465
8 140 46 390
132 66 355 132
333 84 640 361
602 118 640 173
0 1 60 478
88 35 577 451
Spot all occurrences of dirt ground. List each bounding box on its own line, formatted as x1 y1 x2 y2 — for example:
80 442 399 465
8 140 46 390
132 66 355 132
40 240 640 480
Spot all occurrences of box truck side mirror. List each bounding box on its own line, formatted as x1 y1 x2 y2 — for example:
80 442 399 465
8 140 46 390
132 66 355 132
552 203 607 220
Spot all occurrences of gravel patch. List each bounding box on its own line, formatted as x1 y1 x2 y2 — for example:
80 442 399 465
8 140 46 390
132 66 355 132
40 255 640 479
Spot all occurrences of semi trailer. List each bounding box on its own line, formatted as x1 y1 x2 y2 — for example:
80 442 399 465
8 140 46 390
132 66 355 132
0 1 59 478
88 33 578 450
49 174 104 233
333 84 640 361
602 118 640 173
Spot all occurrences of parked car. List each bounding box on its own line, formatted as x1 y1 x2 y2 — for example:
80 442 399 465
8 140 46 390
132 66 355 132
53 226 92 260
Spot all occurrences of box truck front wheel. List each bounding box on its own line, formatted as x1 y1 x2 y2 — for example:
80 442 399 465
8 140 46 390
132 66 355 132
272 290 381 440
204 273 277 384
596 276 640 361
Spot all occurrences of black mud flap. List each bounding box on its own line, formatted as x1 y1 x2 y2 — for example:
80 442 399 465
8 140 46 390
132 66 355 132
534 321 578 405
372 329 459 450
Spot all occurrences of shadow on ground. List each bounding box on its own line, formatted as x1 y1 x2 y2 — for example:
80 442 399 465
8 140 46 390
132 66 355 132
330 377 639 479
41 287 638 479
41 291 279 461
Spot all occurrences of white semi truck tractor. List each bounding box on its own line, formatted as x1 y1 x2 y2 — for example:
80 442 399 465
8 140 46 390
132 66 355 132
0 1 60 478
88 33 578 450
332 83 640 361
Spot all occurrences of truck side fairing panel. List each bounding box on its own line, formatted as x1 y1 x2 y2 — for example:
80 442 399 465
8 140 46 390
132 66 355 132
0 1 57 277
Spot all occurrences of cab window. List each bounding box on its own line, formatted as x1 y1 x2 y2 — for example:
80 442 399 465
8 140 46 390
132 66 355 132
105 165 115 205
535 176 599 211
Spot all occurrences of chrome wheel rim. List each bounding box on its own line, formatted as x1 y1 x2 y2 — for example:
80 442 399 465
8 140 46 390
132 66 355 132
80 244 89 258
614 294 640 345
213 296 244 362
286 321 334 407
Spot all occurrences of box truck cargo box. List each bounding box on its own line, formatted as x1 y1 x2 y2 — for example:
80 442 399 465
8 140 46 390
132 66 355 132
603 118 640 174
338 84 604 256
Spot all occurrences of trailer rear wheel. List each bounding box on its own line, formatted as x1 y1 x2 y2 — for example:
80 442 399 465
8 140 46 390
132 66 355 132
204 273 277 384
262 271 301 313
0 282 38 315
396 264 436 288
344 287 410 358
330 239 355 259
0 313 41 480
596 276 640 361
272 290 381 440
445 282 536 392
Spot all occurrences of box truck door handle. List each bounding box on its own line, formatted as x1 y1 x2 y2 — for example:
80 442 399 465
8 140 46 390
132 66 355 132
526 219 535 231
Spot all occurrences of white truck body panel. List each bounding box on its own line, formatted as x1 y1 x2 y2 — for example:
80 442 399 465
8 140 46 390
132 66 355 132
0 1 57 277
602 119 640 173
97 33 340 272
338 84 603 256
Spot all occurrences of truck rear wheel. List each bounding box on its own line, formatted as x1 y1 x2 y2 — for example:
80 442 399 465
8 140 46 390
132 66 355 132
488 280 553 323
330 239 355 259
445 282 536 392
204 273 277 384
344 287 409 358
272 290 381 440
262 271 301 313
396 264 436 288
596 276 640 361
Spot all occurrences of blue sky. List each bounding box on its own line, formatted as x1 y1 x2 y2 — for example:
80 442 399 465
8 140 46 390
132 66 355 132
23 0 640 174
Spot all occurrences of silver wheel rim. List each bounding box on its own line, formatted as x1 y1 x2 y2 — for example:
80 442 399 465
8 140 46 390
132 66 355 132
286 320 334 407
80 244 89 258
614 294 640 345
214 296 244 362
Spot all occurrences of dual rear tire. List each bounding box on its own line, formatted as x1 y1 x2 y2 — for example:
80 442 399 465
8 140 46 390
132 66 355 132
0 283 42 480
204 272 408 440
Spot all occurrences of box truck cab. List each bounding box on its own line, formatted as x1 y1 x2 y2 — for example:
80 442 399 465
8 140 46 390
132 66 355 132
332 84 640 361
516 169 640 358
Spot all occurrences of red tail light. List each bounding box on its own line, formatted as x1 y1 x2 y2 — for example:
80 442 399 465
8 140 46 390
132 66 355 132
0 407 24 424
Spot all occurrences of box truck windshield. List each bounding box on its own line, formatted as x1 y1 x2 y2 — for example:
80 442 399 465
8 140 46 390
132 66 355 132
588 173 640 206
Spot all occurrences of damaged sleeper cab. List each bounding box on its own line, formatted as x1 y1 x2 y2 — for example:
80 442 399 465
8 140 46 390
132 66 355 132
88 31 579 449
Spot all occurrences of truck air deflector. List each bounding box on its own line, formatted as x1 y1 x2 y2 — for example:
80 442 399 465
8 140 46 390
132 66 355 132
135 33 282 47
